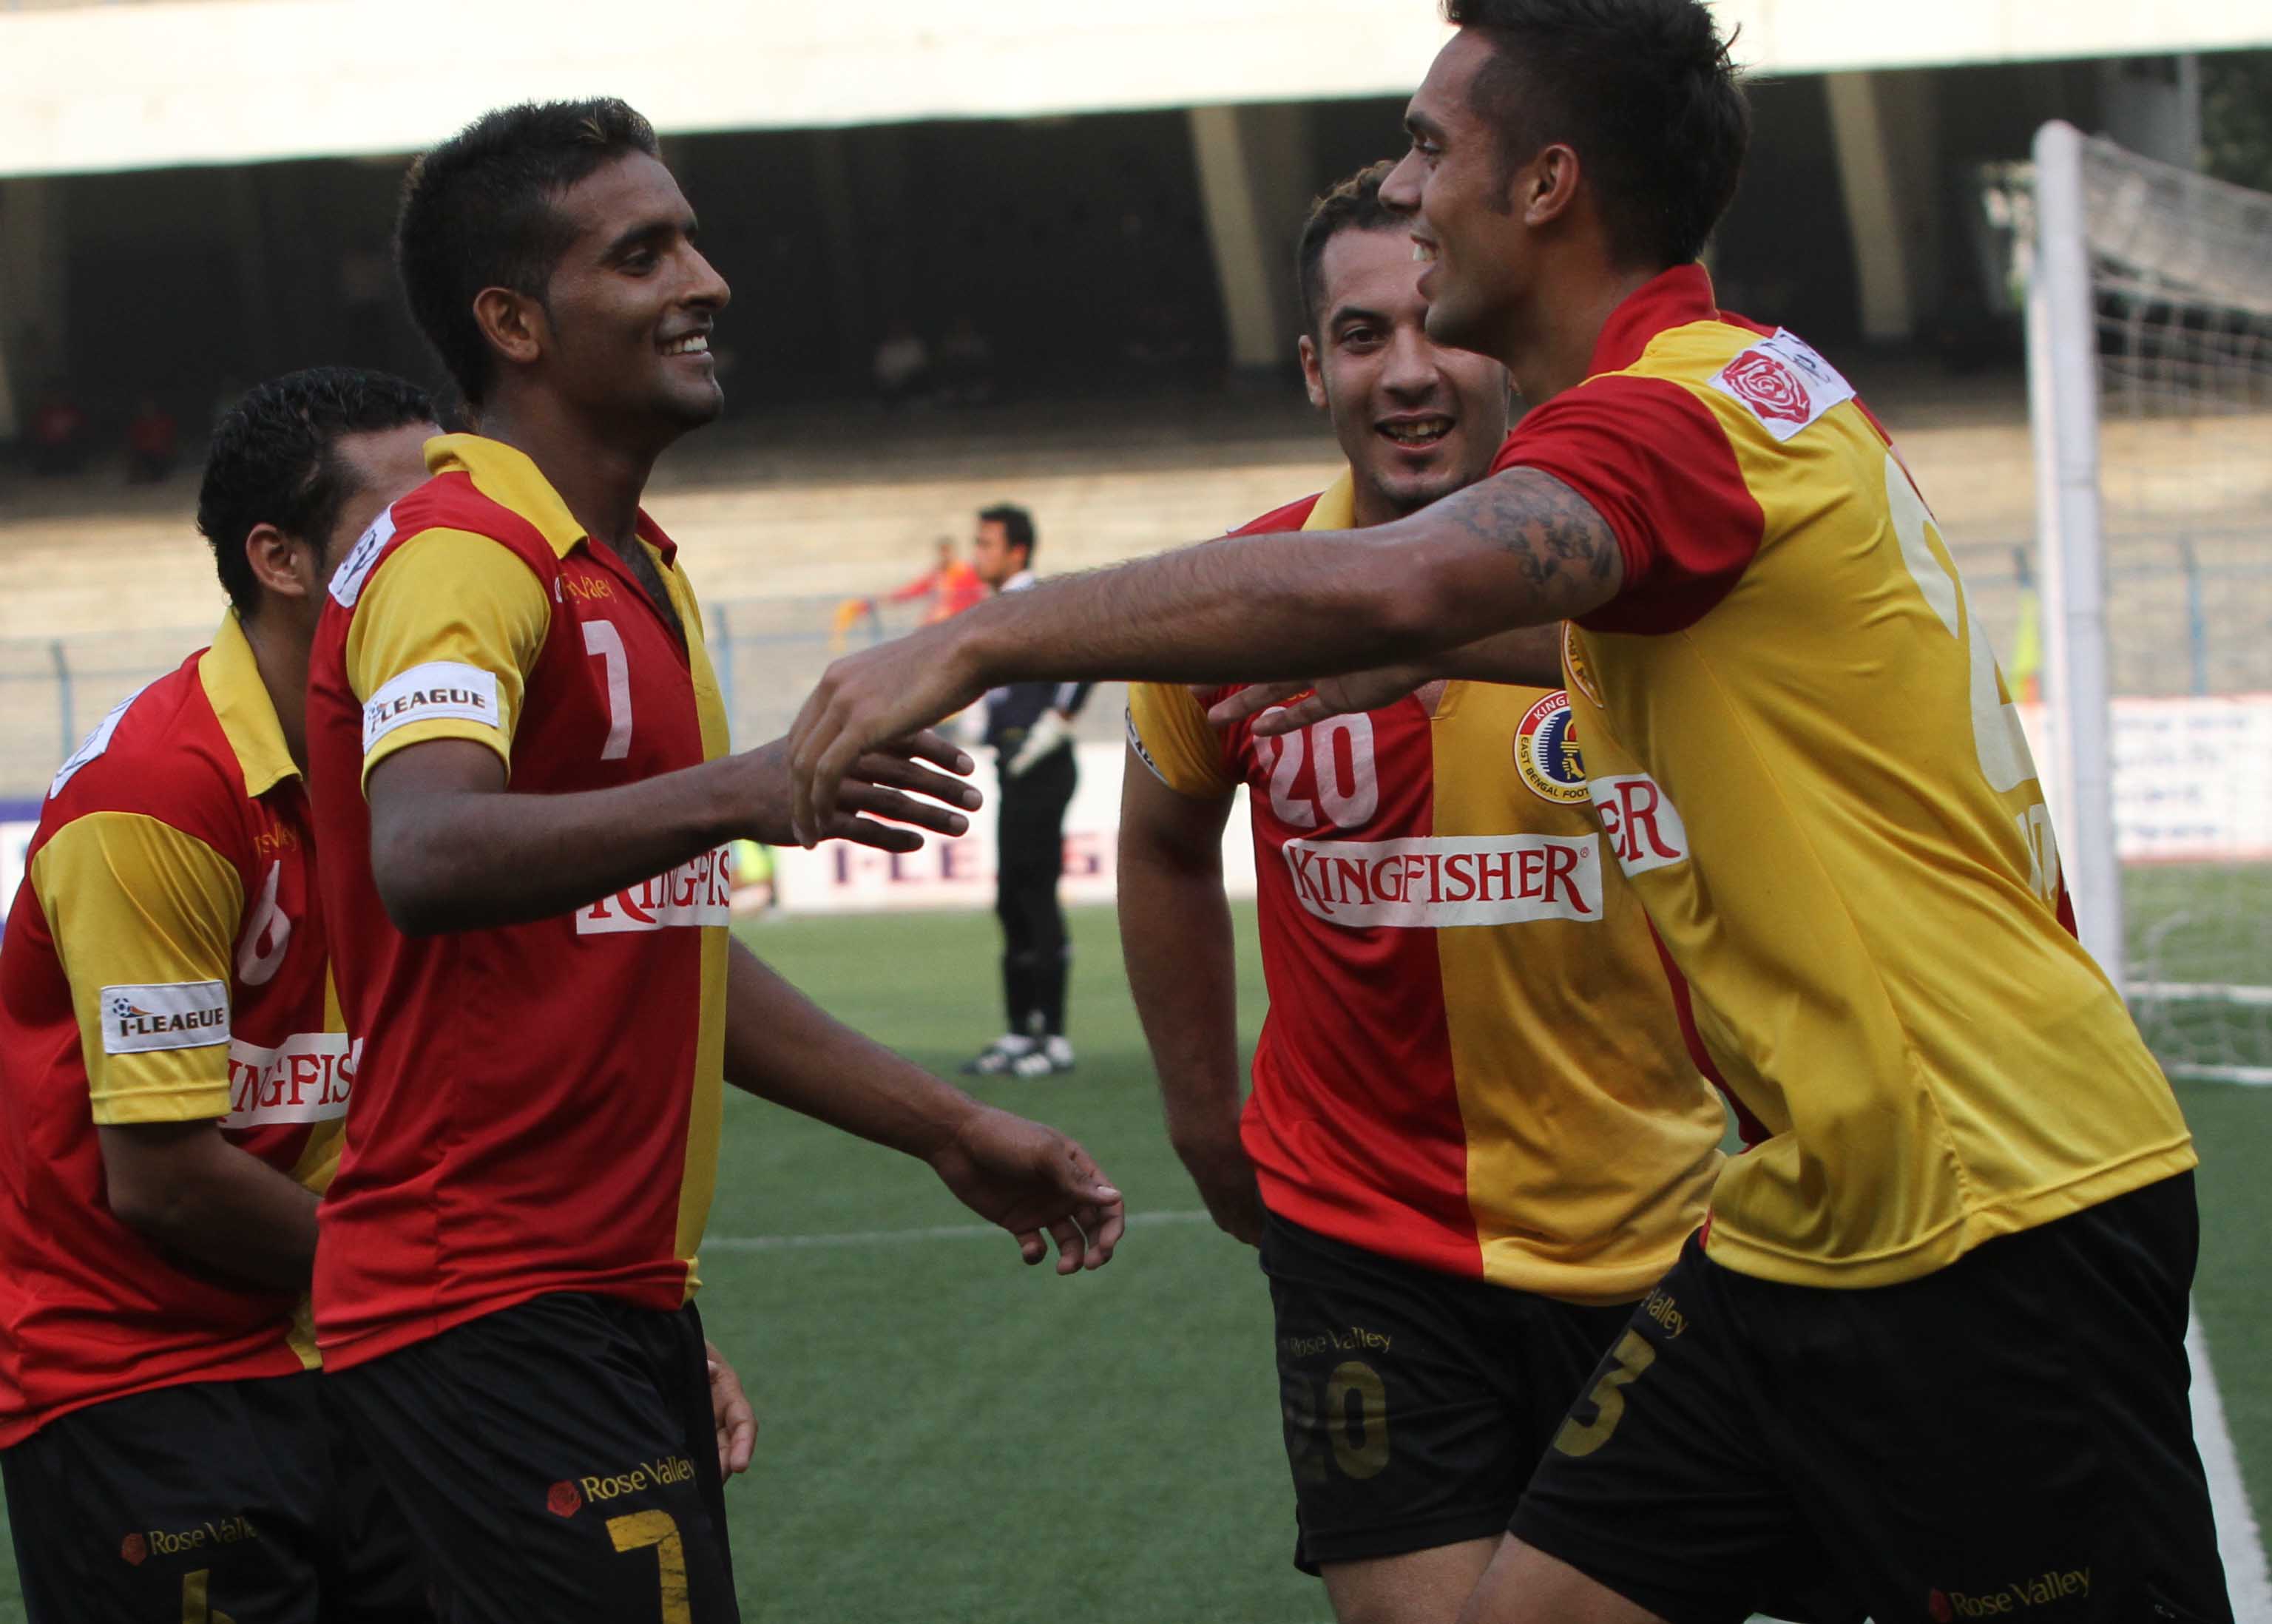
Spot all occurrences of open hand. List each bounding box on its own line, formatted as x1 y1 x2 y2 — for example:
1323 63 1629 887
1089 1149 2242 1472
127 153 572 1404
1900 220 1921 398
704 1339 758 1478
740 727 981 852
789 624 988 846
1206 667 1430 736
927 1105 1126 1274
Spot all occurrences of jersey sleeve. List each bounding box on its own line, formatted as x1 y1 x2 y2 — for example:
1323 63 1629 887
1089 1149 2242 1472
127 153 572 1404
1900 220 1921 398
344 527 551 790
1494 373 1766 635
1125 683 1236 799
32 811 243 1125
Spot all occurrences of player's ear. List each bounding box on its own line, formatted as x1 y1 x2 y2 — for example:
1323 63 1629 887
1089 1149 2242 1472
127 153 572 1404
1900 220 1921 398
1299 334 1328 412
1521 143 1581 229
243 522 316 607
472 286 547 372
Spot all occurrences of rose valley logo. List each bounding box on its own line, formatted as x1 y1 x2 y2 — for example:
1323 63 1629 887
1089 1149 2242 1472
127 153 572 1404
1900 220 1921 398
1931 1570 2094 1617
118 1517 257 1561
1719 351 1813 425
550 1455 695 1518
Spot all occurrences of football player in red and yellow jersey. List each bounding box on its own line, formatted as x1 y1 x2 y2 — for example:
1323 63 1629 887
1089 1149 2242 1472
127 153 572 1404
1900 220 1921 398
304 101 1123 1624
1120 163 1723 1624
788 4 2228 1619
0 368 439 1623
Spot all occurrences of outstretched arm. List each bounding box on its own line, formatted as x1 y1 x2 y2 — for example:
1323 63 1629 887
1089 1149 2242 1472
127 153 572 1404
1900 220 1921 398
1206 624 1568 737
788 468 1621 840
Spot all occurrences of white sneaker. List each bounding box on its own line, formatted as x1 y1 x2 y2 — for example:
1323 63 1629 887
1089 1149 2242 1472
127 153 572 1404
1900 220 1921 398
961 1035 1035 1076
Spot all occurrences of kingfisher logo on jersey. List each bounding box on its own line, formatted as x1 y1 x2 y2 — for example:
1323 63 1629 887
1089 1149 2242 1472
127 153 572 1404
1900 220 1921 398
1589 775 1691 878
1515 691 1587 805
576 845 734 934
100 981 229 1055
225 1032 354 1127
1282 833 1602 927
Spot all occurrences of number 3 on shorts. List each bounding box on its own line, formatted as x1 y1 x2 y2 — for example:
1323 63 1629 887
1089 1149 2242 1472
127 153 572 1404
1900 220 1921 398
1552 1329 1656 1459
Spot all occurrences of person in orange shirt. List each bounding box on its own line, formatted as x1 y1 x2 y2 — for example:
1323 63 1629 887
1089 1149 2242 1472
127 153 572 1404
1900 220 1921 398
786 4 2225 1620
834 538 987 649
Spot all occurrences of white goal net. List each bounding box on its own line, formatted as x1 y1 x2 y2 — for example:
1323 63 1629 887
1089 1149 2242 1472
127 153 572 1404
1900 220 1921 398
2028 124 2272 1086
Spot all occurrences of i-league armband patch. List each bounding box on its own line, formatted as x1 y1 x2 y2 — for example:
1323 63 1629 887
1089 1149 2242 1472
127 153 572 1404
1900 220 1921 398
100 981 229 1055
362 663 503 754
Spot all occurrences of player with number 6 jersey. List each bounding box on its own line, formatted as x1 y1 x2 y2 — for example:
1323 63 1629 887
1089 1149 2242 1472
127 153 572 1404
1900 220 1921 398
0 368 441 1624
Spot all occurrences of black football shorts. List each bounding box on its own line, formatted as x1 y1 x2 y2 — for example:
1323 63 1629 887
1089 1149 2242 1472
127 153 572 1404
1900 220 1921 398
1260 1211 1637 1574
1512 1172 2231 1624
322 1293 737 1624
1 1367 432 1623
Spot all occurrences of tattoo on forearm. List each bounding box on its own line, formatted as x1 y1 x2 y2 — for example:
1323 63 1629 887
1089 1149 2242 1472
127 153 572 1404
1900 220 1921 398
1445 470 1619 609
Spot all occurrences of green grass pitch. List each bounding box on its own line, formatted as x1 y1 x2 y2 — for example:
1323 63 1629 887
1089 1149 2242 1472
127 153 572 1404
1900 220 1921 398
0 893 2263 1622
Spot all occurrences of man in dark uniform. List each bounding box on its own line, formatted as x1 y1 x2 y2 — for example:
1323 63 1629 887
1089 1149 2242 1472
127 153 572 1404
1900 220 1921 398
963 504 1091 1078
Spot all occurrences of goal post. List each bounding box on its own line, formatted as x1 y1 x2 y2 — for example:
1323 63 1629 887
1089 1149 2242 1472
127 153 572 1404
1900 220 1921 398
2024 120 2272 1087
2026 119 2125 993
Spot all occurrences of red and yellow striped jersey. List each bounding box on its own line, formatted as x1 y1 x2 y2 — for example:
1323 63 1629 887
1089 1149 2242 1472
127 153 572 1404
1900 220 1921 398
0 614 345 1444
1497 265 2194 1288
1126 476 1725 1303
305 435 730 1368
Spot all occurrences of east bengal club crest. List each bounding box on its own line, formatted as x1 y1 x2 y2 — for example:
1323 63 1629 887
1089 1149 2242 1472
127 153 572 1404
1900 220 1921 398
1515 691 1588 805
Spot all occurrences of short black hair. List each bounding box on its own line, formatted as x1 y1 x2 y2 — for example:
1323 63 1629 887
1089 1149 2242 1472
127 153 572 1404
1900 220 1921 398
197 368 435 619
1443 0 1748 269
395 98 660 405
1296 160 1404 339
978 503 1036 561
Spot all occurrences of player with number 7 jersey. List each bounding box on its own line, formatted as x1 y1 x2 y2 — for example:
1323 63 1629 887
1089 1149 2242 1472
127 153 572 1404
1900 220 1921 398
305 427 733 1365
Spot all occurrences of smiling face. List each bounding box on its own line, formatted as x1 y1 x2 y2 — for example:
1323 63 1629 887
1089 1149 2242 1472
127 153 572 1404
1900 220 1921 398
1381 29 1542 364
533 152 731 437
1299 223 1510 522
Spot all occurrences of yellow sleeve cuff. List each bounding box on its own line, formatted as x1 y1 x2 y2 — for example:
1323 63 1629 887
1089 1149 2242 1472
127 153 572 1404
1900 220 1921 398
1126 684 1236 799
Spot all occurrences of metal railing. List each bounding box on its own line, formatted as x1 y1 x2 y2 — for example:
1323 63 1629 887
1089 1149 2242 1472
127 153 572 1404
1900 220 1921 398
3 557 2269 803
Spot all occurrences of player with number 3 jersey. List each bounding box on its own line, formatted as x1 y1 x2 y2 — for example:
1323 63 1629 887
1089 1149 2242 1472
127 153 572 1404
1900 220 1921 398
785 5 2228 1619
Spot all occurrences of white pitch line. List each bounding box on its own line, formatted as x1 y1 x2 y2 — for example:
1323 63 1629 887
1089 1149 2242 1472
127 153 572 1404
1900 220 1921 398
703 1208 1214 1251
2192 1307 2272 1624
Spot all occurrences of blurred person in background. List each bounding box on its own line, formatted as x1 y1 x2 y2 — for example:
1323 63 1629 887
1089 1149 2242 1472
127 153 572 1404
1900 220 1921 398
1119 161 1724 1624
873 319 931 409
304 98 1121 1624
27 383 88 476
832 536 986 649
961 502 1091 1078
125 393 180 484
0 366 442 1623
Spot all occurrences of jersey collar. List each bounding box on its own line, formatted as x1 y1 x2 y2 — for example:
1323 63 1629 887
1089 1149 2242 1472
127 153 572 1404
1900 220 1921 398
425 433 680 566
199 610 298 798
1302 471 1356 531
1589 263 1720 376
